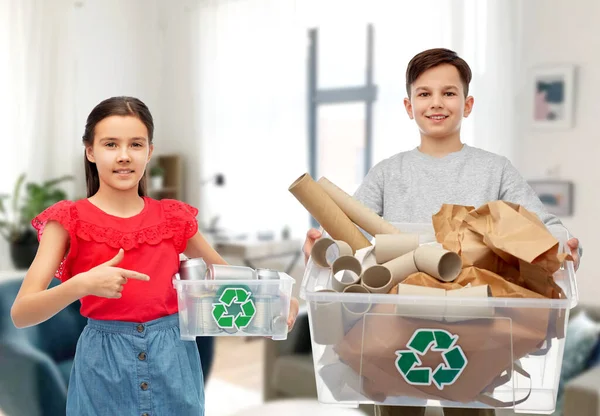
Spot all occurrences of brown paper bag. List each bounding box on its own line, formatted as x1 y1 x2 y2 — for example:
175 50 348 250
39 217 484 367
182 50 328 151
334 299 549 404
333 266 552 404
432 201 570 299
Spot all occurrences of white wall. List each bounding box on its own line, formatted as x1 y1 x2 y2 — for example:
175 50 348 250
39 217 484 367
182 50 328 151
71 0 202 206
515 0 600 305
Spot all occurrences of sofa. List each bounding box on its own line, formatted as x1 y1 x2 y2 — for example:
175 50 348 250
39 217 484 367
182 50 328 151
264 304 600 416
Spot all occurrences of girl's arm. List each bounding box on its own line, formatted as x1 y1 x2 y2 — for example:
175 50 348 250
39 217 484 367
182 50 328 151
183 231 228 265
10 221 84 328
11 222 150 329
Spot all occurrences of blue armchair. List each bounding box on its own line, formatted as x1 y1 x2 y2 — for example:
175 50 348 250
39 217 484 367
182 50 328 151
0 277 87 416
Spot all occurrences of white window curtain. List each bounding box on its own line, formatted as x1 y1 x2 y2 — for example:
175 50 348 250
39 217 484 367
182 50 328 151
0 0 77 194
196 0 520 238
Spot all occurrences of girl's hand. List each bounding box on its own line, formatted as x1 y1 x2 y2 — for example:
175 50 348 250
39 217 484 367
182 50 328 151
75 249 150 298
287 297 300 332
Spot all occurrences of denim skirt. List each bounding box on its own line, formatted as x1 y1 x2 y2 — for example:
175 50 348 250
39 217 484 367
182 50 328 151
66 313 204 416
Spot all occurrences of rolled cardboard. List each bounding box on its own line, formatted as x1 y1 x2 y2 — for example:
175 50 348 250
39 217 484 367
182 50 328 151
382 251 419 285
311 237 353 268
317 177 401 236
413 245 462 282
355 245 377 270
331 256 362 292
341 284 371 333
375 234 419 264
395 283 446 320
361 265 394 294
445 284 494 322
309 289 345 345
289 173 371 251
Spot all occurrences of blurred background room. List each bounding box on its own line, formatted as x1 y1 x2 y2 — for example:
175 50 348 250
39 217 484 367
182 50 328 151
1 0 599 415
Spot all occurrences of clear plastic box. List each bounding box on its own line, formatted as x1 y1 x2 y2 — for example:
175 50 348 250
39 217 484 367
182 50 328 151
300 223 578 414
173 272 295 341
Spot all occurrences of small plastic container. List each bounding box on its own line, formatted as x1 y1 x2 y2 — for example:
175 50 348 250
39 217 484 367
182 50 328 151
173 264 295 341
300 223 578 414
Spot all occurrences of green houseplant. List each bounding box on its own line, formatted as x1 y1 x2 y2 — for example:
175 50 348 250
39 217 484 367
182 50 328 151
0 173 74 269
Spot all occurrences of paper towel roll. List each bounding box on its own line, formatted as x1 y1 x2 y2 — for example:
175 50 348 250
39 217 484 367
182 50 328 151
311 237 353 268
289 173 371 251
445 284 494 322
395 283 446 320
317 177 401 236
310 289 345 345
361 265 394 294
382 251 419 285
413 245 462 282
331 256 362 292
341 284 371 333
375 234 419 264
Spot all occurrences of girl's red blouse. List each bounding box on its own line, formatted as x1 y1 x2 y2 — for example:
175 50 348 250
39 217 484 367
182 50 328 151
32 197 198 322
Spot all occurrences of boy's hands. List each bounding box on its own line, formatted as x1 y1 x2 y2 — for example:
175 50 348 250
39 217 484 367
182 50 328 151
75 248 150 299
302 228 322 265
567 238 581 271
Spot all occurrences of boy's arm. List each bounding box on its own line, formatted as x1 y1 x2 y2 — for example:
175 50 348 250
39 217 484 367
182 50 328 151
353 163 385 215
499 158 582 260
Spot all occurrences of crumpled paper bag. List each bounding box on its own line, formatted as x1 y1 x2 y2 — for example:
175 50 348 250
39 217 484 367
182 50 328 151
432 201 571 299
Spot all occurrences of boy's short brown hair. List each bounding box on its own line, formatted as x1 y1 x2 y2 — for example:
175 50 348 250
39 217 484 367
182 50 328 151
405 48 472 97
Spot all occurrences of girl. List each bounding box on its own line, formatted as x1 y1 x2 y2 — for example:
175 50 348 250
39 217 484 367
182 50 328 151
10 96 299 416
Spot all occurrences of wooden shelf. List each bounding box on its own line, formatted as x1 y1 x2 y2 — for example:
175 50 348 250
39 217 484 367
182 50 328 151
149 155 183 201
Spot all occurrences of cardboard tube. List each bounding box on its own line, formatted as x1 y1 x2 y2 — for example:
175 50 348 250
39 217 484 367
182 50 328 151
395 283 446 320
342 284 371 333
311 237 353 267
414 245 462 282
382 251 419 285
317 177 401 236
331 256 362 292
361 265 393 294
375 234 419 264
445 284 494 322
309 289 344 345
289 174 371 251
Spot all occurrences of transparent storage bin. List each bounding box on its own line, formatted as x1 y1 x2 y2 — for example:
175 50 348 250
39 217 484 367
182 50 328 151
300 223 578 414
173 272 295 341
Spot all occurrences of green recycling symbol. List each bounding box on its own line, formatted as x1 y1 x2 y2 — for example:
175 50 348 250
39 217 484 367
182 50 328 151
394 329 467 390
211 287 256 330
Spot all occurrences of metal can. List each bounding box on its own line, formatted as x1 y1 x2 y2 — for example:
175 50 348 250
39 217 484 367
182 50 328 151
179 258 209 281
208 264 257 281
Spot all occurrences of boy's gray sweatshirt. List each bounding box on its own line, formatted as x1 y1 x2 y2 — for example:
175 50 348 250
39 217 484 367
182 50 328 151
354 144 571 239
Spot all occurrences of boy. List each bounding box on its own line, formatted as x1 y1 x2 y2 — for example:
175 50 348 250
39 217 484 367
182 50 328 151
302 48 581 416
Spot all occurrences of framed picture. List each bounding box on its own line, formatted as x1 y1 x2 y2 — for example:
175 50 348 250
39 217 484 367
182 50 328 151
530 65 576 129
529 180 574 216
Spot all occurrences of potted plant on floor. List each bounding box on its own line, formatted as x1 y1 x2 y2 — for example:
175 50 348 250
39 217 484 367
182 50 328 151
0 173 74 269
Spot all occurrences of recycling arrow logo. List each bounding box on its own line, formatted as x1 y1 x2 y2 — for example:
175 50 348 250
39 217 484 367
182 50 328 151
212 286 256 330
394 329 467 390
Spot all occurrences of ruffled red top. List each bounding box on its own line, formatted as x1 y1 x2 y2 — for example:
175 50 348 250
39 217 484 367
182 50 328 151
32 197 198 322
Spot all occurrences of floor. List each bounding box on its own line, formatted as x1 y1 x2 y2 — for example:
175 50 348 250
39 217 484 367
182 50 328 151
205 336 265 415
203 251 306 415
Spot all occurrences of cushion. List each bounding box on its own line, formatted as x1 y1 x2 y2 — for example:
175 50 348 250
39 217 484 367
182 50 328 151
56 359 74 386
553 310 600 415
586 338 600 369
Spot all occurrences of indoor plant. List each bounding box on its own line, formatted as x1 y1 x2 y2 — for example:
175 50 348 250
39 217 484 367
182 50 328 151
0 173 74 269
